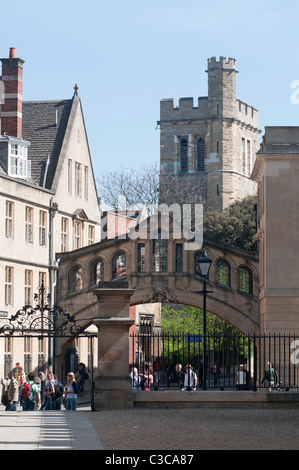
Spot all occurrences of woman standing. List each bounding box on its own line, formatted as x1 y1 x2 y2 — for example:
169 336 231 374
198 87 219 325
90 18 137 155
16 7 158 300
43 372 55 410
64 372 79 411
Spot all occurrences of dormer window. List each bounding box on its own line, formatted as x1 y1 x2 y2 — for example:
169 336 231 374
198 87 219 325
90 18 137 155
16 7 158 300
9 142 31 179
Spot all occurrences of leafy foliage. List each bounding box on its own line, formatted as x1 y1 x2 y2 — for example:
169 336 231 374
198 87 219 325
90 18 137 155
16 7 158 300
161 304 240 336
203 196 257 252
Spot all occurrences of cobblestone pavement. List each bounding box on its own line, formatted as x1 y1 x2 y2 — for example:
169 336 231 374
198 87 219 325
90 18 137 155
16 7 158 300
86 407 299 450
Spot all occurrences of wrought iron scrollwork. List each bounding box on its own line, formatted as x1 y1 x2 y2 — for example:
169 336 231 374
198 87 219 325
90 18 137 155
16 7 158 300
0 281 87 337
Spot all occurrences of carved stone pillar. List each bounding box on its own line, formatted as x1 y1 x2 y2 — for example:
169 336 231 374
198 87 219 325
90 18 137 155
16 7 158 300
92 282 134 409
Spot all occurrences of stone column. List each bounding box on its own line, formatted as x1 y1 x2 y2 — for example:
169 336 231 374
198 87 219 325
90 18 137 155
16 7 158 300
92 282 135 409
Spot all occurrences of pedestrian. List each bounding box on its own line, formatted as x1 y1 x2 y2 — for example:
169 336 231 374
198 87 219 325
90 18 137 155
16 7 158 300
174 364 184 389
53 375 64 410
33 376 41 410
64 372 79 411
42 372 55 410
5 371 18 411
140 362 153 391
1 375 10 405
76 363 88 396
20 373 39 411
153 357 162 384
184 364 197 391
38 371 46 408
12 362 20 374
130 367 141 391
15 365 26 403
261 361 279 390
210 362 220 387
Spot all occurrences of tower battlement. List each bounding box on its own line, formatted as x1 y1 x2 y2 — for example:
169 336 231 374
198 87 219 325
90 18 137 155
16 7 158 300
207 56 236 71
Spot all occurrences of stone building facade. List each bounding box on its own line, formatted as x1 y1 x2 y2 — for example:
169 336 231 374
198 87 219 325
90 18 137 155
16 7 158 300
0 48 101 378
158 56 259 211
252 126 299 334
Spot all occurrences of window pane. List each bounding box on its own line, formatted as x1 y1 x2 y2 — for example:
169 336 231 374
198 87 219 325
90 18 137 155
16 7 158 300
216 259 230 287
180 139 188 172
197 138 205 171
112 251 126 279
238 267 252 295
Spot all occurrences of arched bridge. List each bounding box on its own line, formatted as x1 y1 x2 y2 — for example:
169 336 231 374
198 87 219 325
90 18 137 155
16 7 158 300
57 218 259 335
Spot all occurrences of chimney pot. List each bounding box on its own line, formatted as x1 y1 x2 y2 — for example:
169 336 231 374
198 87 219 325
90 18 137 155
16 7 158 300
9 47 16 58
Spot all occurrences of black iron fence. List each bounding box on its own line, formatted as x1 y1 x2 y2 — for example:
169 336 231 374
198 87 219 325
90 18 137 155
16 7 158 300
129 333 299 391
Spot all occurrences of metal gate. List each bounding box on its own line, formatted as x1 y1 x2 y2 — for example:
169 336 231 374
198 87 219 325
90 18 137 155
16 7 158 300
0 281 97 411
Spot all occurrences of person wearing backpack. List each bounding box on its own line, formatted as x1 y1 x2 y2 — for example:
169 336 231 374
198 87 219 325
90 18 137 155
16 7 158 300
20 373 39 411
53 375 64 410
64 372 79 411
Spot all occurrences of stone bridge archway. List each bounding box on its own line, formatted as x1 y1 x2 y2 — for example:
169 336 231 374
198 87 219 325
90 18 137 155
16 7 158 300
56 218 259 408
57 235 259 336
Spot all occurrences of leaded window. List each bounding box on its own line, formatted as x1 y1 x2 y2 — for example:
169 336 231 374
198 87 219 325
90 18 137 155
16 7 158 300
112 251 126 279
238 266 253 295
216 259 231 287
197 138 205 171
180 138 188 172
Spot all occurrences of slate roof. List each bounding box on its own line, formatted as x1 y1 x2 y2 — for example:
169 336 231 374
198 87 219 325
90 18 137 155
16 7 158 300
22 99 73 189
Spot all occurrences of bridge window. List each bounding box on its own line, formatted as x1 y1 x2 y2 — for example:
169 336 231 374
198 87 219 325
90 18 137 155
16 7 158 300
68 265 83 293
175 243 183 273
216 259 231 288
180 138 188 172
90 258 104 286
197 138 205 171
138 243 146 273
112 251 126 279
238 266 253 295
152 238 168 273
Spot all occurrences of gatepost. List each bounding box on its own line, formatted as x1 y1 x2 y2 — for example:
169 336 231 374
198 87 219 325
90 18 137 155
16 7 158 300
92 282 135 409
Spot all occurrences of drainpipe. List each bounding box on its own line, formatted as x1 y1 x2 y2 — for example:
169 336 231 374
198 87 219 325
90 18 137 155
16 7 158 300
49 198 58 370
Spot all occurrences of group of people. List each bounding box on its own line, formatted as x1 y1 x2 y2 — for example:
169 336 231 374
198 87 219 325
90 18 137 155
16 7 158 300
130 361 200 391
1 362 82 412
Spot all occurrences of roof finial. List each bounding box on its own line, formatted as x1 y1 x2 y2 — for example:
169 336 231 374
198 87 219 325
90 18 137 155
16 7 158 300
74 84 79 96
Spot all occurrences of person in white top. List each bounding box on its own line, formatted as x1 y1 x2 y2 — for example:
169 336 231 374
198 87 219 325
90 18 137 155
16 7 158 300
184 365 198 391
64 372 79 411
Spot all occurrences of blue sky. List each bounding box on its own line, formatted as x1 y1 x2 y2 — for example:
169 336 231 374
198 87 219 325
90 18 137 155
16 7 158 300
2 0 299 181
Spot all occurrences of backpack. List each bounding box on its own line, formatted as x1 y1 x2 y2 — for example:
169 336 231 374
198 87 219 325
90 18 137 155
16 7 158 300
54 383 63 399
22 382 34 401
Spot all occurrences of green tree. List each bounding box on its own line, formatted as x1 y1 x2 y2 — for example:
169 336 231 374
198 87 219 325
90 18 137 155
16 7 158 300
203 196 257 252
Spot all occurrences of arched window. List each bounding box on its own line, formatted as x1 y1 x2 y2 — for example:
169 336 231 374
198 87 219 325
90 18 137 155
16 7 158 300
238 266 253 295
152 228 168 272
180 138 188 172
112 251 126 279
197 138 205 171
68 265 82 293
90 258 104 287
216 259 231 287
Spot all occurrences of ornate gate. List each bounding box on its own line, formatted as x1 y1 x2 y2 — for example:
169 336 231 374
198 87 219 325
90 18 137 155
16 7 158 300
0 281 97 411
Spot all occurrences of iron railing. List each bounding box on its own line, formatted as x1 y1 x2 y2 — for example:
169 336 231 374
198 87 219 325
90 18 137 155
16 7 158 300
129 333 299 391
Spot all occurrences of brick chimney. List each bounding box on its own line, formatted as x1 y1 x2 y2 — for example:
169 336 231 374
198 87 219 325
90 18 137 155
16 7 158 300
0 47 25 138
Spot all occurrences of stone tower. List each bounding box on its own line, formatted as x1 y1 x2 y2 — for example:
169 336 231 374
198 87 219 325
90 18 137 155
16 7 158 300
158 56 259 211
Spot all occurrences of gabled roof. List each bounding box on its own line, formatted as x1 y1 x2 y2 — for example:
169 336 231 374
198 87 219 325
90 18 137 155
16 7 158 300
22 98 73 189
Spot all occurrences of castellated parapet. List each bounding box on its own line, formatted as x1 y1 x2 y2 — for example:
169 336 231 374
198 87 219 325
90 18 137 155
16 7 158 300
159 56 260 211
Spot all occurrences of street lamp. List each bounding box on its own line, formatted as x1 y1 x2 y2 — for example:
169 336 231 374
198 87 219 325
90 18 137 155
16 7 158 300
197 249 213 390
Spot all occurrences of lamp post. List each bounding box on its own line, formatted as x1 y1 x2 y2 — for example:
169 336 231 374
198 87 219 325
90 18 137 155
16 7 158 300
197 249 213 390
